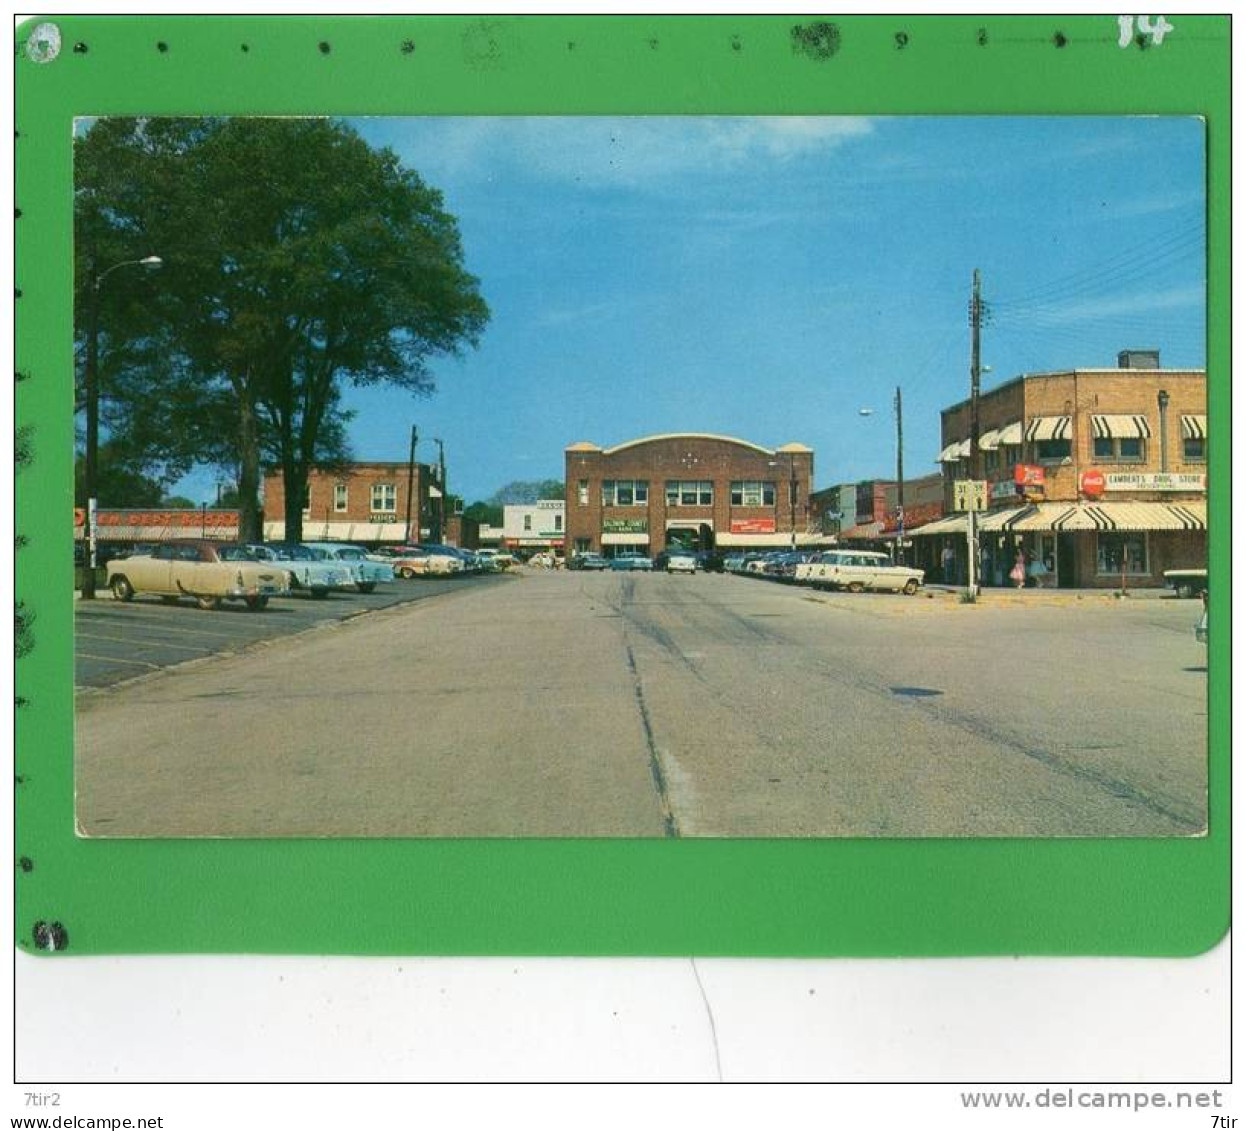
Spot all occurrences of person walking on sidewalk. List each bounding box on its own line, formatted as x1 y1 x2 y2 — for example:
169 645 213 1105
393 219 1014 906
1010 550 1027 589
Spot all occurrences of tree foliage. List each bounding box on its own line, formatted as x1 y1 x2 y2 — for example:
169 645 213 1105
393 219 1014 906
75 117 489 541
488 479 565 506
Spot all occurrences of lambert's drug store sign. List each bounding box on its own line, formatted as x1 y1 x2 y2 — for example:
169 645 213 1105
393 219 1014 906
1105 473 1205 493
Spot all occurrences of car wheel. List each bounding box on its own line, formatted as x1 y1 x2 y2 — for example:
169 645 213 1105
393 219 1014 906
399 567 415 580
847 582 864 594
310 588 330 600
1175 583 1192 599
903 579 919 596
110 576 134 602
357 582 376 594
196 595 222 611
245 596 269 611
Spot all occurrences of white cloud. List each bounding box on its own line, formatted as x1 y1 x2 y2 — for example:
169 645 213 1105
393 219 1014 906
376 116 874 190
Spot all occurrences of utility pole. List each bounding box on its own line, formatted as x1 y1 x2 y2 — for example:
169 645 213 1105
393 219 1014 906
967 268 983 595
403 424 418 545
433 438 446 544
894 385 905 564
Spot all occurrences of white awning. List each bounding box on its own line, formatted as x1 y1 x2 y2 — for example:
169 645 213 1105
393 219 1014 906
601 532 650 546
1181 414 1207 439
978 506 1034 532
995 421 1023 446
978 428 1002 451
263 521 416 542
1091 414 1152 439
909 514 968 536
1025 416 1072 442
937 439 971 462
716 532 802 547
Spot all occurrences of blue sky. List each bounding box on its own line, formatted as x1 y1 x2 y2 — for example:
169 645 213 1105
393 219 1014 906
183 115 1207 504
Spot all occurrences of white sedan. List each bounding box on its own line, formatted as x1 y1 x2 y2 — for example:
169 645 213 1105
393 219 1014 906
665 551 698 574
795 550 924 594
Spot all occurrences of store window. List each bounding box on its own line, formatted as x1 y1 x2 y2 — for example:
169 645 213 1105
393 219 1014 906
1034 439 1072 462
1093 437 1146 462
1097 532 1149 576
574 538 591 554
602 480 649 507
554 514 563 532
730 480 776 507
334 483 349 512
1183 436 1206 462
370 484 397 513
577 479 589 505
523 514 532 531
665 480 713 506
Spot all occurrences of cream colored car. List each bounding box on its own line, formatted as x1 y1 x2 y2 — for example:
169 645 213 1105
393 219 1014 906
105 540 287 611
795 550 924 595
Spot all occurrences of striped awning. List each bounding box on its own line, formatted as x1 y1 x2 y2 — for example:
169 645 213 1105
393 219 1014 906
1181 415 1207 439
937 439 971 462
978 506 1033 532
1025 416 1072 442
1091 414 1152 439
979 428 1002 451
911 501 1206 535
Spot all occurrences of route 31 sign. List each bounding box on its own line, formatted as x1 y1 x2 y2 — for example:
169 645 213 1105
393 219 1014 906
953 480 988 513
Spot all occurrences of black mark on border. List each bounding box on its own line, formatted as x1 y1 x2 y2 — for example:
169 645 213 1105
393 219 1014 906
895 31 909 49
790 22 841 60
32 921 68 952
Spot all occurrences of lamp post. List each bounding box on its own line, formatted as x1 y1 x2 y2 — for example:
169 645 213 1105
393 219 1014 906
81 255 163 599
432 437 446 544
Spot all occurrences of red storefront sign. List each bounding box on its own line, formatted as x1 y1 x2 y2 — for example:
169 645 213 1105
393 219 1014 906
730 518 776 535
73 509 241 529
1080 468 1106 498
1014 464 1046 488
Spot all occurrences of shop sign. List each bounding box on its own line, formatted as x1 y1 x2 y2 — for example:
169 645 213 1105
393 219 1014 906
1104 472 1205 493
730 518 777 534
369 513 397 523
603 518 648 534
1080 469 1106 498
1014 464 1046 488
990 479 1020 502
74 508 240 529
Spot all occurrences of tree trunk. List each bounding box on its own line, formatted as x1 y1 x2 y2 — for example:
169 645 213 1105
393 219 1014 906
236 383 262 544
283 458 306 546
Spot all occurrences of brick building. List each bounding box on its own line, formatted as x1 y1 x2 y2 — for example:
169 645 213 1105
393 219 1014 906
564 433 815 557
261 462 444 544
913 351 1207 588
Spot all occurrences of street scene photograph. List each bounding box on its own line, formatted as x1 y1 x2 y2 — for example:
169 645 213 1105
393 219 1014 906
72 115 1209 838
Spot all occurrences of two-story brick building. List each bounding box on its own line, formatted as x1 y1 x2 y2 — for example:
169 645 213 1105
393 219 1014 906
914 351 1206 588
262 462 442 544
564 433 815 558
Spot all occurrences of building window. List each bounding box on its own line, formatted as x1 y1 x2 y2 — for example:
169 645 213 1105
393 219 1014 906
577 479 589 506
371 483 397 513
1183 437 1206 462
574 538 591 553
1092 437 1147 462
1034 439 1072 462
602 479 649 507
523 514 532 531
984 449 999 474
554 514 563 532
665 480 713 506
1097 532 1149 576
730 480 776 507
334 484 348 512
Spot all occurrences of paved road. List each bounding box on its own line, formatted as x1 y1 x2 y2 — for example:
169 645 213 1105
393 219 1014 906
76 571 1208 838
74 573 509 689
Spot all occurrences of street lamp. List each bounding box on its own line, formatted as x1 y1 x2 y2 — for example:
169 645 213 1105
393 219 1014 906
81 255 163 599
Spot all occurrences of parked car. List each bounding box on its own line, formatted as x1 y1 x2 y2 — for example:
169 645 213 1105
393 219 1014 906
723 553 748 573
1164 568 1208 599
300 542 394 593
1195 591 1208 644
475 549 515 571
389 546 465 578
104 540 286 611
796 550 924 594
665 551 699 574
244 543 352 598
695 550 726 573
568 552 609 571
609 553 653 571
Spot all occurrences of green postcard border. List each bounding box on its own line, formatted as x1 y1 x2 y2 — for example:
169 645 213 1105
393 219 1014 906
14 15 1230 956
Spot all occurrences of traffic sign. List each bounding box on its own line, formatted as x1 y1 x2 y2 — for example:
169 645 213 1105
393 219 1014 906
953 479 988 512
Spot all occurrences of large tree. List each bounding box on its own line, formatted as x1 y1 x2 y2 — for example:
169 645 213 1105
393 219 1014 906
75 117 489 542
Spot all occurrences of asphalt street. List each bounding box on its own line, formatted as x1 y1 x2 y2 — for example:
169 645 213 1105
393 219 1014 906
74 573 508 689
75 571 1209 838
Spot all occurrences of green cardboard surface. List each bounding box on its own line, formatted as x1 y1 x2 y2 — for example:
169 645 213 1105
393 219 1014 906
15 15 1229 955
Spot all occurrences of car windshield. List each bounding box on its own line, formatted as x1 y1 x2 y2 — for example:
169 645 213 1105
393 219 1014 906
216 545 255 562
335 548 366 560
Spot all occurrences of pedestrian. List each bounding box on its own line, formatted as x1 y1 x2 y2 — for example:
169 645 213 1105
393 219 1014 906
1010 550 1026 589
1029 554 1050 589
940 544 955 585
